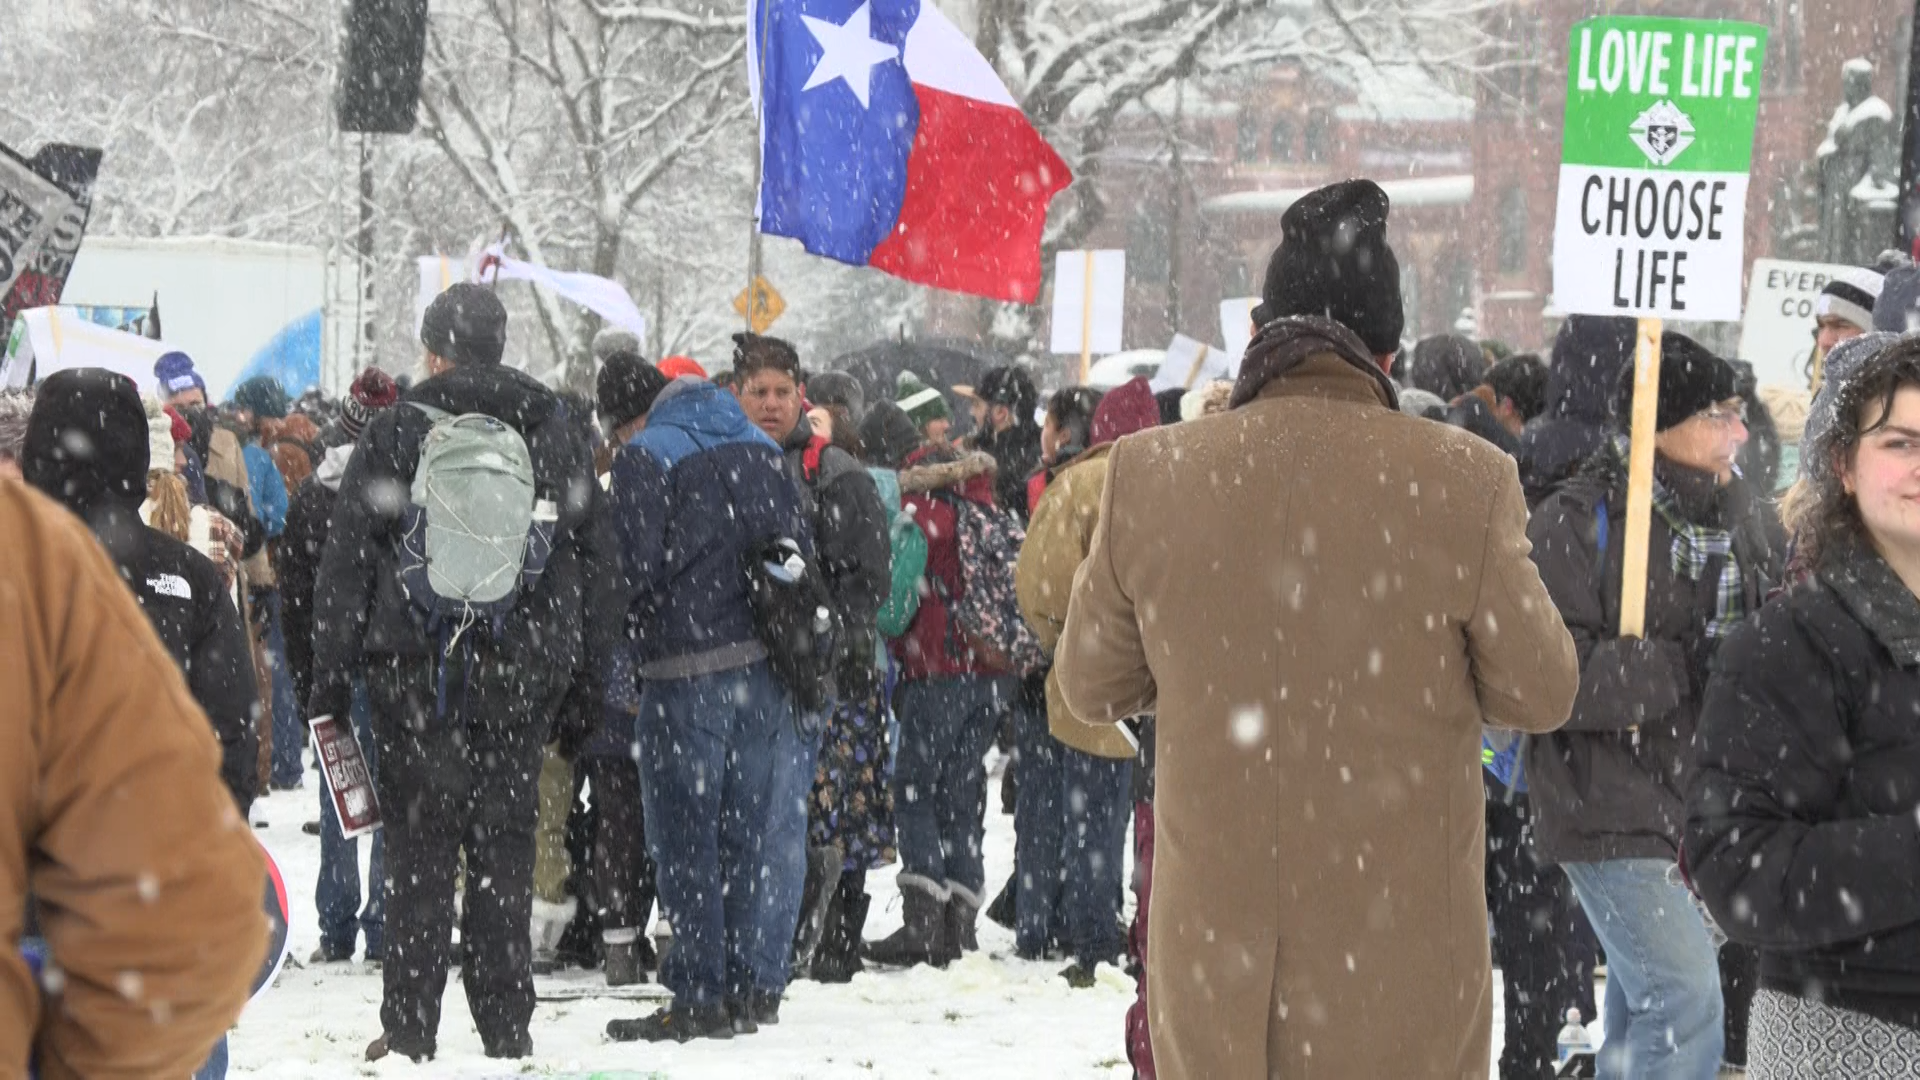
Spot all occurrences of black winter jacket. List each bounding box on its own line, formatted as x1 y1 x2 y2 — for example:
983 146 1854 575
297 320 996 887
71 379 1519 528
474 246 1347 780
310 365 620 711
280 443 352 710
780 418 890 700
969 421 1043 522
1523 449 1781 865
1686 549 1920 1030
89 507 259 814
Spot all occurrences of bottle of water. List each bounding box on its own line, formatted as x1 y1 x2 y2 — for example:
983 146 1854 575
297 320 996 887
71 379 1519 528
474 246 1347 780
1556 1007 1592 1063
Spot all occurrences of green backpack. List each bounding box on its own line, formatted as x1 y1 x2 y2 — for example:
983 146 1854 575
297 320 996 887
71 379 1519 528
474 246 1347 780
870 468 926 641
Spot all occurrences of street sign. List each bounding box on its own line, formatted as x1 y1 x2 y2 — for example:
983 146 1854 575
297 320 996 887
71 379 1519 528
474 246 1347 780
1551 17 1768 322
733 275 786 333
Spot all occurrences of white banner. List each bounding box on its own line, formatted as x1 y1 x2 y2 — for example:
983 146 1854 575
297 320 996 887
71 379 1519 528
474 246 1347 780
0 306 171 392
1050 249 1126 355
1219 297 1259 363
418 250 649 341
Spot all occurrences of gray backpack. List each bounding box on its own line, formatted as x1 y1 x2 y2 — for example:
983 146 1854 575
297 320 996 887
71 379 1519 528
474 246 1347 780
398 403 555 642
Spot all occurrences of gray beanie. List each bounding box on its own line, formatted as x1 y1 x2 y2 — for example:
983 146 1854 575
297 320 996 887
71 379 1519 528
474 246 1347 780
1801 330 1901 483
806 371 866 422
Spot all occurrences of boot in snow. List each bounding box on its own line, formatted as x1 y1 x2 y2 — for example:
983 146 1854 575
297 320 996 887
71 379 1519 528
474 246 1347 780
603 931 646 987
365 1032 433 1063
861 877 949 969
945 887 981 961
813 888 870 984
1060 959 1100 989
790 845 844 978
984 875 1016 930
607 1002 733 1043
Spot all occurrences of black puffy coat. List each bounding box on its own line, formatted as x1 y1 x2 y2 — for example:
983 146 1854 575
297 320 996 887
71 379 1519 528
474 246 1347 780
1686 548 1920 1030
310 364 620 708
93 508 259 814
280 443 352 711
1517 316 1635 506
1523 448 1781 866
780 417 891 700
970 421 1043 522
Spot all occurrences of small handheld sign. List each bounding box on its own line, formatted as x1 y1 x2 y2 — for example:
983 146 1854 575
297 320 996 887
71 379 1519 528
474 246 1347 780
1551 15 1765 637
310 713 382 839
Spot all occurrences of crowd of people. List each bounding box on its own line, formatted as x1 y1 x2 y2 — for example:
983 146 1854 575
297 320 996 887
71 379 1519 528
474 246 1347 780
5 175 1919 1080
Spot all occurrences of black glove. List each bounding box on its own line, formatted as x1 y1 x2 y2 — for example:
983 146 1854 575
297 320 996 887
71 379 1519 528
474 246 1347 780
550 675 600 760
306 672 352 725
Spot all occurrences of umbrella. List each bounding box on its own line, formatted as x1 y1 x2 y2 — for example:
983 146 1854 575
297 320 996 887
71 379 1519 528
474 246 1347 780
824 338 1012 439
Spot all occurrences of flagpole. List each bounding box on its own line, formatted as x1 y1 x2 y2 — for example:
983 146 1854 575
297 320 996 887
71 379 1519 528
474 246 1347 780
747 0 773 335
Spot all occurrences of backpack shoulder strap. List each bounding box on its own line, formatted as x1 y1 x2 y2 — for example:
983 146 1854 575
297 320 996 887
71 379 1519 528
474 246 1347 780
1595 499 1609 558
408 401 453 424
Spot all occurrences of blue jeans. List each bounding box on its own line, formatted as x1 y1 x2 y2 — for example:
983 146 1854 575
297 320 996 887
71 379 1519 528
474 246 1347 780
892 676 1014 903
636 661 815 1007
1562 859 1724 1080
1061 747 1131 966
316 678 385 958
192 1035 227 1080
265 592 303 788
1012 693 1066 956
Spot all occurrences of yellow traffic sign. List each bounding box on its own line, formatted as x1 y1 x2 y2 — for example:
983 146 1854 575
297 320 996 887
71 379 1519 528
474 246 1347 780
732 276 786 334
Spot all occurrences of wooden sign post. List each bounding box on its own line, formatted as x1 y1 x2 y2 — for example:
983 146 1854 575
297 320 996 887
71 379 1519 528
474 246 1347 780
1618 318 1663 638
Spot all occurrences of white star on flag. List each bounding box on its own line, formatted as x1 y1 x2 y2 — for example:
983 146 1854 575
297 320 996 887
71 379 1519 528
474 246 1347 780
800 1 900 109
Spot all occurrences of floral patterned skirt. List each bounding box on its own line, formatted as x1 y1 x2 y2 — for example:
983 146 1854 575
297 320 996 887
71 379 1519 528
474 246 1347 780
808 692 897 872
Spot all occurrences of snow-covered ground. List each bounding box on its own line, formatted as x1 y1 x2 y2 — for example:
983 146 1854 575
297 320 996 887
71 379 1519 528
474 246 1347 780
230 753 1589 1078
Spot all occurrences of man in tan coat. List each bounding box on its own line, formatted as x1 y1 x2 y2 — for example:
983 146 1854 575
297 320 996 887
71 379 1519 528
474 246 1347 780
1057 179 1579 1080
1 478 266 1078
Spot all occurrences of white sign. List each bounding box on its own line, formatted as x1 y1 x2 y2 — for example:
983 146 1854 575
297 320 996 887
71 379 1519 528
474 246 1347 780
1050 249 1125 355
1219 297 1259 363
1738 258 1851 389
1551 169 1749 321
1150 334 1233 392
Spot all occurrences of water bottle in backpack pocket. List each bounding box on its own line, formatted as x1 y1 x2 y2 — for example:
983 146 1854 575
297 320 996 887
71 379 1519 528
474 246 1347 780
743 534 841 718
397 403 556 644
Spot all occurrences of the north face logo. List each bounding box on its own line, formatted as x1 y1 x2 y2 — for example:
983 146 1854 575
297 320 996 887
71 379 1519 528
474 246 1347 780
148 574 192 600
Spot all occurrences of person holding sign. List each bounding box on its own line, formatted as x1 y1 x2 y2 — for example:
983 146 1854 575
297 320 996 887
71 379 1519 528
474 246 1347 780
1054 179 1579 1080
1686 337 1920 1076
1524 333 1784 1079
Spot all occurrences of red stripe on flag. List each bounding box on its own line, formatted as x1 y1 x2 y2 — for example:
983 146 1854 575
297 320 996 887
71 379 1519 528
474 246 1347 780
867 85 1072 304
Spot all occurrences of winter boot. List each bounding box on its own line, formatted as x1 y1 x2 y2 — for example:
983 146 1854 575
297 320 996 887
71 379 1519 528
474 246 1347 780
603 930 646 987
606 1002 734 1043
984 875 1016 929
813 889 870 984
945 887 981 961
790 845 844 978
365 1032 433 1063
725 998 759 1036
861 877 949 968
1060 959 1100 989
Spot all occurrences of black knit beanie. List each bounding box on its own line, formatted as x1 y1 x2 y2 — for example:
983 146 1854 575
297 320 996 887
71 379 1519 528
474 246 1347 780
421 283 508 367
1612 332 1741 432
596 352 670 433
1252 179 1404 356
859 400 922 470
23 368 151 515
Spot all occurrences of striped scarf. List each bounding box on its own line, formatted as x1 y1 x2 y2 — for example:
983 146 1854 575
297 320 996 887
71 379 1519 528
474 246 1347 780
1612 436 1745 638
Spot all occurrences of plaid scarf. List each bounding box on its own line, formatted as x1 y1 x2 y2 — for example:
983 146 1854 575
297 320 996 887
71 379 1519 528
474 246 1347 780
1612 436 1745 638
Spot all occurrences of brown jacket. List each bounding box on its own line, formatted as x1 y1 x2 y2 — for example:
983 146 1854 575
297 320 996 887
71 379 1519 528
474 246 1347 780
1056 319 1578 1080
1014 443 1134 759
1 479 267 1079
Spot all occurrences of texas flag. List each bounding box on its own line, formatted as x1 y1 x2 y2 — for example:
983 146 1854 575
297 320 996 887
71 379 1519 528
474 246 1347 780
750 0 1073 304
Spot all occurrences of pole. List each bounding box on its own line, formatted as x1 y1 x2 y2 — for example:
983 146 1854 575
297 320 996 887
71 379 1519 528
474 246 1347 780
1618 317 1664 640
1078 249 1095 385
1166 76 1186 335
1898 3 1920 256
355 133 374 387
747 0 772 334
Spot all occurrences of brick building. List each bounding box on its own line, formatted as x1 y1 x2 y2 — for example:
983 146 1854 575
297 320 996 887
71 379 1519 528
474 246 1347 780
1469 0 1914 350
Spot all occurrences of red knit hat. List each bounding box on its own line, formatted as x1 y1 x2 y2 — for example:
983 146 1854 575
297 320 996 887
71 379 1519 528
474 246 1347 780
658 356 708 381
164 405 192 445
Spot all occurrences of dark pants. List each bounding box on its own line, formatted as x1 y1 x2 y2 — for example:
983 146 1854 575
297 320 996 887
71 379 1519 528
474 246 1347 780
1061 747 1131 965
1012 692 1065 956
1721 940 1758 1067
264 591 304 788
1126 799 1156 1080
1486 787 1597 1080
584 754 655 935
367 651 551 1056
892 676 1014 903
317 677 385 958
637 661 813 1008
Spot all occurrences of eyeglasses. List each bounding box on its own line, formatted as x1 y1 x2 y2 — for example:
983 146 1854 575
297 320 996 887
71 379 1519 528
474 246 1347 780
1700 402 1748 427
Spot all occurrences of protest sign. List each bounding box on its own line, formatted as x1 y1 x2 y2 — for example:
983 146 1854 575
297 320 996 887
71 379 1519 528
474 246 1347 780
310 713 382 840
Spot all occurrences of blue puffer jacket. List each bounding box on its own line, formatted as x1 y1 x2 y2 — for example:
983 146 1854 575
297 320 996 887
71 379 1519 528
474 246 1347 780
242 443 288 538
609 380 812 676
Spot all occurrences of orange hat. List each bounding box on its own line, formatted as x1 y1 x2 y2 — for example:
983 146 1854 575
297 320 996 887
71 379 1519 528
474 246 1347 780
658 356 708 381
